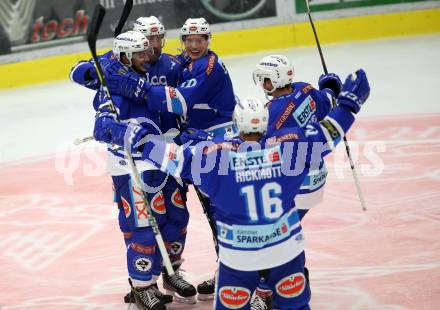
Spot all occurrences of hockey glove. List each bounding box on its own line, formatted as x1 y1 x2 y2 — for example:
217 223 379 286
337 69 370 114
106 71 152 104
93 111 117 144
100 58 128 76
180 128 214 144
175 51 192 67
94 115 148 153
109 122 149 153
318 73 342 96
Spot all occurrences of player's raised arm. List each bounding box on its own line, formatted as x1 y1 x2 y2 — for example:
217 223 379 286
69 50 113 90
303 69 370 153
102 55 225 116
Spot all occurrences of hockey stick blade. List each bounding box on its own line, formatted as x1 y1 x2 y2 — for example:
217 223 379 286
114 0 133 37
74 136 94 146
305 0 311 14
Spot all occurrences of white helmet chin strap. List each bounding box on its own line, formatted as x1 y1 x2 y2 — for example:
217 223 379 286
126 52 133 67
264 82 276 94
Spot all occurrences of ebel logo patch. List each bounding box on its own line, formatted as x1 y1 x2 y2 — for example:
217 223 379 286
230 146 282 171
219 286 251 309
293 95 316 126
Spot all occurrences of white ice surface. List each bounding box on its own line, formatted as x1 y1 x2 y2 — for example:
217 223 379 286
0 34 439 164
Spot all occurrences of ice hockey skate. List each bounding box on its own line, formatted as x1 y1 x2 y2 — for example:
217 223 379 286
125 283 173 305
250 286 273 310
196 276 216 301
162 260 197 304
250 277 273 310
130 283 167 310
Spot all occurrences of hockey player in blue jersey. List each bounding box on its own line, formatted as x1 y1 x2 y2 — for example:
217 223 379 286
93 68 370 309
70 17 198 305
129 17 198 304
102 17 238 299
69 16 184 108
104 17 237 137
250 54 342 308
94 30 177 310
253 54 342 220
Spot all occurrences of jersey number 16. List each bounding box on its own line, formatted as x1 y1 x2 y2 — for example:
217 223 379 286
240 182 283 222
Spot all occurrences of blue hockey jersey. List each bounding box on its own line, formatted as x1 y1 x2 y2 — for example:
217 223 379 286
266 82 333 134
266 82 335 207
144 50 237 137
69 51 183 111
134 105 355 271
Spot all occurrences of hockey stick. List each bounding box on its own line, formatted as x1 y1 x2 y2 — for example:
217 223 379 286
174 118 219 254
114 0 133 37
194 186 219 253
73 136 94 146
73 0 133 146
88 4 174 275
304 0 367 211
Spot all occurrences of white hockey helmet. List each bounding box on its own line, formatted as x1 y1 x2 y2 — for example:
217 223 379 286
233 97 269 135
253 55 294 94
180 18 211 41
133 16 165 37
113 30 151 65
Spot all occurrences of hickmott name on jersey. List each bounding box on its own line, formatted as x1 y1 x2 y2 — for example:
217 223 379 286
142 50 237 138
136 105 355 271
266 82 335 207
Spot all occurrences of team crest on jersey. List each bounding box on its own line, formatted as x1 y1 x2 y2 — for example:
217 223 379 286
134 256 152 273
169 242 183 255
171 188 185 209
121 197 131 218
151 191 166 214
275 273 306 298
293 95 316 127
219 286 251 309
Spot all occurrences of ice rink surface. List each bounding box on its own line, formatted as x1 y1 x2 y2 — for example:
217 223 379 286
0 34 440 309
